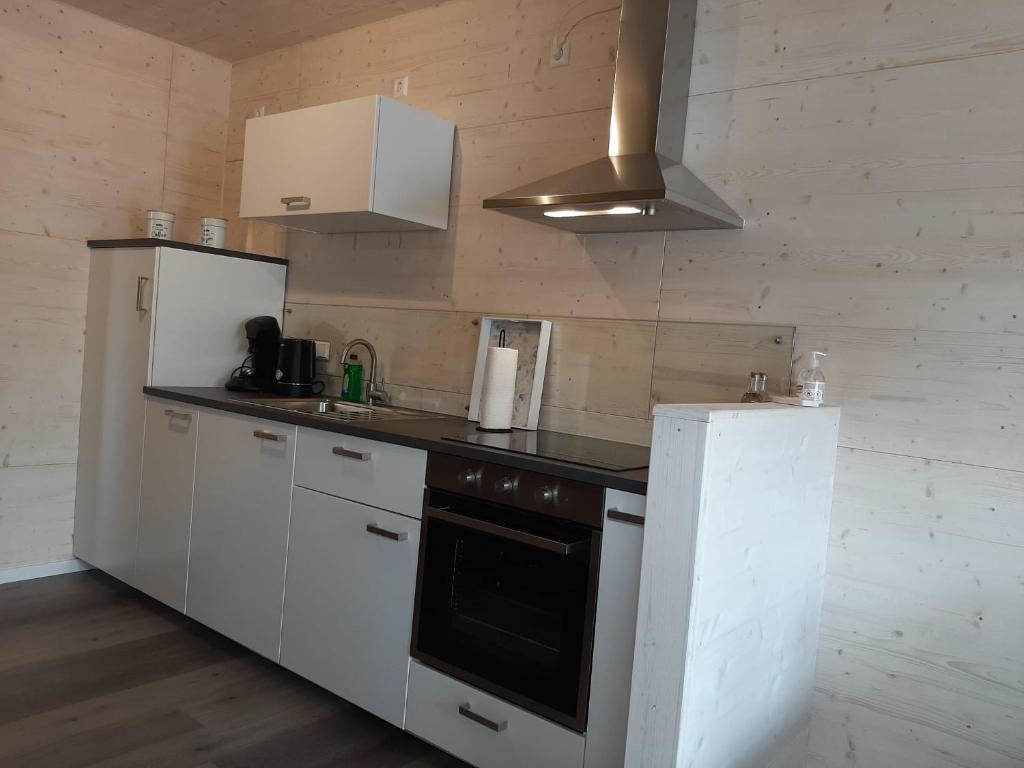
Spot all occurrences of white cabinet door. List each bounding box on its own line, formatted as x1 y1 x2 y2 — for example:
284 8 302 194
74 247 156 585
187 409 296 660
136 398 199 612
239 97 376 220
280 487 420 727
583 500 645 768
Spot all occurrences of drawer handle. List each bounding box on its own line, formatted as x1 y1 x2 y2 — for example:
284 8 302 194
458 703 508 733
366 523 408 542
607 508 644 526
333 446 371 461
253 429 286 442
281 195 311 211
164 409 193 420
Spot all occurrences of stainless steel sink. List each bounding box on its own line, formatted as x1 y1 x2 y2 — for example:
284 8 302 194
241 397 444 422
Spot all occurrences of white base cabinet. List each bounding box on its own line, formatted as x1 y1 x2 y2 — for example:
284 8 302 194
406 661 586 768
186 409 296 661
281 487 421 727
136 398 199 611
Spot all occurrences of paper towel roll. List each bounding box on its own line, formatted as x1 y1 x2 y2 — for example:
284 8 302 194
479 346 519 431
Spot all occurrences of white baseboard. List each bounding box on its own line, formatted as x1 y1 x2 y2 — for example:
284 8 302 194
0 558 94 586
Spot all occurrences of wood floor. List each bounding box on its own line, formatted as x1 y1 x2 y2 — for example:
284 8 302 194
0 571 467 768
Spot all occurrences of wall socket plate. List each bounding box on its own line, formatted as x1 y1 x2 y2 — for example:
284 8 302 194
550 38 570 68
393 76 409 98
314 340 331 361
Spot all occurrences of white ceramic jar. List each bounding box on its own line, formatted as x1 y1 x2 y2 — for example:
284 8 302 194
147 210 175 239
200 217 228 248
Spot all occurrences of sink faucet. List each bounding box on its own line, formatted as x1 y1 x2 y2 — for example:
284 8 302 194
340 339 390 405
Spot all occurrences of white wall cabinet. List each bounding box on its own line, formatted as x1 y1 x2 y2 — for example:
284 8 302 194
136 398 199 611
187 409 296 661
240 95 455 233
281 487 421 727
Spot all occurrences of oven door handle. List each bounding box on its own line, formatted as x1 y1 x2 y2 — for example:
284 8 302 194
425 505 587 556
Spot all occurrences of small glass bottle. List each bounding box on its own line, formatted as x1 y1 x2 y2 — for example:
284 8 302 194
741 372 767 403
794 352 827 406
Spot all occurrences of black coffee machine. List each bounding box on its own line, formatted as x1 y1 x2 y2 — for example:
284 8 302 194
225 316 283 393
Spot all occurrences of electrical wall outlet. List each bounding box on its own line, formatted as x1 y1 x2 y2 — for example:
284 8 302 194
314 340 331 361
393 76 409 98
550 37 570 68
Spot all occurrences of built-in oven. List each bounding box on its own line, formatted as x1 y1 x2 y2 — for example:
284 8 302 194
411 452 605 733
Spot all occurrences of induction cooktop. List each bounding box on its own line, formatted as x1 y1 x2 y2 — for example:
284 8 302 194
443 430 649 472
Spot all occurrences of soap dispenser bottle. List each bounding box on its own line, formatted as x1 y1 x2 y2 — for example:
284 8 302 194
794 351 827 406
342 354 364 403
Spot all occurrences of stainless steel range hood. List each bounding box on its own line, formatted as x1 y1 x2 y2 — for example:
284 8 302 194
482 0 742 234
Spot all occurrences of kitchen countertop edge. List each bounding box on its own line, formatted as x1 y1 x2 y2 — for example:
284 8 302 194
145 387 648 495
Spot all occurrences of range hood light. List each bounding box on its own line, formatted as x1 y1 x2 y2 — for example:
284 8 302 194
544 206 644 219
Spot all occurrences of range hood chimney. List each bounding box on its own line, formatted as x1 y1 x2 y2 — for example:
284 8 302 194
482 0 743 234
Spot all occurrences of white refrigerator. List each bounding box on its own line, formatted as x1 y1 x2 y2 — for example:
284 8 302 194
73 243 288 584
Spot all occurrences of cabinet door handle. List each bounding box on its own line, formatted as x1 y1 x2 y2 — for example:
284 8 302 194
253 429 286 442
458 703 508 733
164 409 193 420
135 276 150 312
365 523 408 542
281 196 311 211
607 508 645 526
333 447 371 461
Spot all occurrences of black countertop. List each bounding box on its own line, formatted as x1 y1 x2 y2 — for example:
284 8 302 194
88 238 288 266
145 387 648 495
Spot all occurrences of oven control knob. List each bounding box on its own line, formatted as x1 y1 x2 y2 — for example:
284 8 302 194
536 486 559 505
495 477 517 494
458 468 481 488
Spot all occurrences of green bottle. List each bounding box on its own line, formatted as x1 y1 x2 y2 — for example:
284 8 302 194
342 354 364 403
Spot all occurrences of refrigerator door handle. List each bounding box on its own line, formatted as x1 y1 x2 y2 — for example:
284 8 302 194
136 276 150 312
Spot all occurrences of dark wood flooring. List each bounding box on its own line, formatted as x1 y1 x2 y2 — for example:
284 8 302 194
0 571 467 768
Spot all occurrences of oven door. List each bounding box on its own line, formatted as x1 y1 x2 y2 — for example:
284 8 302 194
411 489 602 732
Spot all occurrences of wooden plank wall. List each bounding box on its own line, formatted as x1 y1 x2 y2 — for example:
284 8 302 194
226 0 1024 765
0 0 230 571
678 3 1024 766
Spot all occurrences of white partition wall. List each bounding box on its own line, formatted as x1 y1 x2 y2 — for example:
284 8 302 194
626 403 840 768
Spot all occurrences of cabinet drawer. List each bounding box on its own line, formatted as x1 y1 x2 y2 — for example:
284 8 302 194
294 427 426 518
405 661 585 768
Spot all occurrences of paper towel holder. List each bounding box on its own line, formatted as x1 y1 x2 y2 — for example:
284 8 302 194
468 317 552 431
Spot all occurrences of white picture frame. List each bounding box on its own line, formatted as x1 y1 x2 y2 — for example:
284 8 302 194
469 317 552 431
